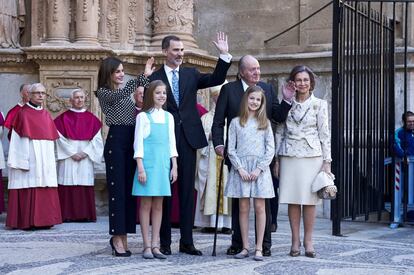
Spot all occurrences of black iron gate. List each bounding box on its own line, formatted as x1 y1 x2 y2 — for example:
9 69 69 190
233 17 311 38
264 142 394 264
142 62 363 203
331 0 412 235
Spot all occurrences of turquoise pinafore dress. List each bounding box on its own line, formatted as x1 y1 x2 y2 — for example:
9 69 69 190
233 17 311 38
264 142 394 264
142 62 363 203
132 111 171 196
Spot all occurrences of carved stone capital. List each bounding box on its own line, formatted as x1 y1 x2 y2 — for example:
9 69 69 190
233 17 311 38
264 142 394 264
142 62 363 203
151 0 199 50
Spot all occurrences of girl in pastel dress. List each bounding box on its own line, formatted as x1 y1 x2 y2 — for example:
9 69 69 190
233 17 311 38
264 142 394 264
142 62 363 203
224 86 275 261
132 80 178 259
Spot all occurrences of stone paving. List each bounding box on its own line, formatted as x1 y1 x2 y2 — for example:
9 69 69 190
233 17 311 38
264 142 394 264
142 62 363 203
1 212 414 275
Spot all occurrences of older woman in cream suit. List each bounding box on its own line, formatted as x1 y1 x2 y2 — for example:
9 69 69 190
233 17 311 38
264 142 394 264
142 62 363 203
274 65 331 258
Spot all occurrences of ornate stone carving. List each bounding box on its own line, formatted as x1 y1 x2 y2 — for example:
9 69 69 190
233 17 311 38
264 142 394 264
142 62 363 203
153 0 194 32
145 0 153 29
98 0 110 46
107 0 120 41
128 0 138 43
45 78 92 114
0 0 26 48
151 0 198 50
82 0 88 21
36 0 46 43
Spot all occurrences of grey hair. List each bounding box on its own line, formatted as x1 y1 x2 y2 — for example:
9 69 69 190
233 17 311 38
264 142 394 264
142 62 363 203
28 83 46 93
70 88 85 99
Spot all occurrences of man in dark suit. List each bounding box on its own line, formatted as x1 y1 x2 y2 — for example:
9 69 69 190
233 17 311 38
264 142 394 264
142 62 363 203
212 55 294 256
149 33 232 256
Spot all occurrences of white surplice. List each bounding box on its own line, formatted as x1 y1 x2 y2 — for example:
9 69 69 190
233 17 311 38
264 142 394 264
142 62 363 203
56 130 103 186
8 130 57 189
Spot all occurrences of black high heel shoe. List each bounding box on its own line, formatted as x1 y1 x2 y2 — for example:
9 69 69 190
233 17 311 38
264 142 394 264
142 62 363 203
110 237 131 257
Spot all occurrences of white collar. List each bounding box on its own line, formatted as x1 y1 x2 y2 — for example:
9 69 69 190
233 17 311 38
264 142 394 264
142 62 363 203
293 93 314 106
148 107 163 113
241 79 256 92
69 108 86 113
164 64 180 75
26 102 43 110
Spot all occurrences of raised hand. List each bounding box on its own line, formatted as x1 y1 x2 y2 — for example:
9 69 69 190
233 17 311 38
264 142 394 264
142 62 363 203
212 31 229 55
282 80 296 102
144 57 156 77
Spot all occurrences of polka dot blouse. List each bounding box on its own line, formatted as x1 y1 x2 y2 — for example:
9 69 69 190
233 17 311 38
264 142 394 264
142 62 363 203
96 74 149 126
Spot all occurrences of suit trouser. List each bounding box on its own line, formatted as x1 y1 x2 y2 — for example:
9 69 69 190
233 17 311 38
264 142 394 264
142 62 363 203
105 125 137 235
270 176 279 225
161 126 197 246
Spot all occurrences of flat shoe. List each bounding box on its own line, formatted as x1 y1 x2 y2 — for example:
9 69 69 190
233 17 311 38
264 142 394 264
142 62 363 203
305 251 316 258
152 247 167 259
143 247 154 259
253 249 263 261
234 248 249 259
289 250 300 257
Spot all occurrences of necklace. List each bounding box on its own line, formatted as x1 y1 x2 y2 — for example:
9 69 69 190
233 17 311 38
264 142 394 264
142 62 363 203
290 106 310 125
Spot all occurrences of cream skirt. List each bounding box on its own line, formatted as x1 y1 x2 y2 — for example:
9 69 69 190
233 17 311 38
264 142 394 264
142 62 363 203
279 156 322 205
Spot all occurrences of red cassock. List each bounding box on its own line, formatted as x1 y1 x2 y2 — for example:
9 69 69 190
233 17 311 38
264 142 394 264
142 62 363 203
6 104 62 229
54 110 102 222
4 104 23 140
0 112 5 214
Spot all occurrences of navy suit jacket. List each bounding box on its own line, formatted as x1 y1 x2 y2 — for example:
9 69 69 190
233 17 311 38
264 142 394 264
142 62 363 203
212 79 291 163
149 58 231 150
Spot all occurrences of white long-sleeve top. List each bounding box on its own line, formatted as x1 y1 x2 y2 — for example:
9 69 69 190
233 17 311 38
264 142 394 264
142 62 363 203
133 108 178 159
8 130 57 189
56 130 104 186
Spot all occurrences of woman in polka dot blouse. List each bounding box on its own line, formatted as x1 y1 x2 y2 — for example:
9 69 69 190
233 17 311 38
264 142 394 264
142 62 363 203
96 56 155 257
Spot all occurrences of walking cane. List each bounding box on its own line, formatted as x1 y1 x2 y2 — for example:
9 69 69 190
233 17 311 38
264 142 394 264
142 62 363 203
212 157 225 256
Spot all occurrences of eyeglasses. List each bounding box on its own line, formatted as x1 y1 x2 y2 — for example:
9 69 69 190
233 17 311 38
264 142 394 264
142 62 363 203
32 91 47 96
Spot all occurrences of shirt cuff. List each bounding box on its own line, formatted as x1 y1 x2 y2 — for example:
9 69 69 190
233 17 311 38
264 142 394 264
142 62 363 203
219 53 232 63
214 144 224 150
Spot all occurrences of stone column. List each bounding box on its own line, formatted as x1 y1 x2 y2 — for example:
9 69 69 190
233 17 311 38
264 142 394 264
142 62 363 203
151 0 198 50
75 0 99 44
98 0 110 46
45 0 70 43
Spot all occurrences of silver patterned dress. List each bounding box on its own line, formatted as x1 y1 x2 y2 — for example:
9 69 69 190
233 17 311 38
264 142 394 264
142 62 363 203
224 117 275 198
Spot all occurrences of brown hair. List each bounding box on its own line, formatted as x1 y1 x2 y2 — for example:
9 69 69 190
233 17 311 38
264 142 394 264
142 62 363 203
239 86 268 130
97 57 122 91
288 65 316 91
142 80 167 112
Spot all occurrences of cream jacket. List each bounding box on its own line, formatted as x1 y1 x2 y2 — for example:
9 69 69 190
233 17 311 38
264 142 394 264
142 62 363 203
275 94 331 161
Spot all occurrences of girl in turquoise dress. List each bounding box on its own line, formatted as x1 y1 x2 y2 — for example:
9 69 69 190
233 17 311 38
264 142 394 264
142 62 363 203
132 80 178 259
